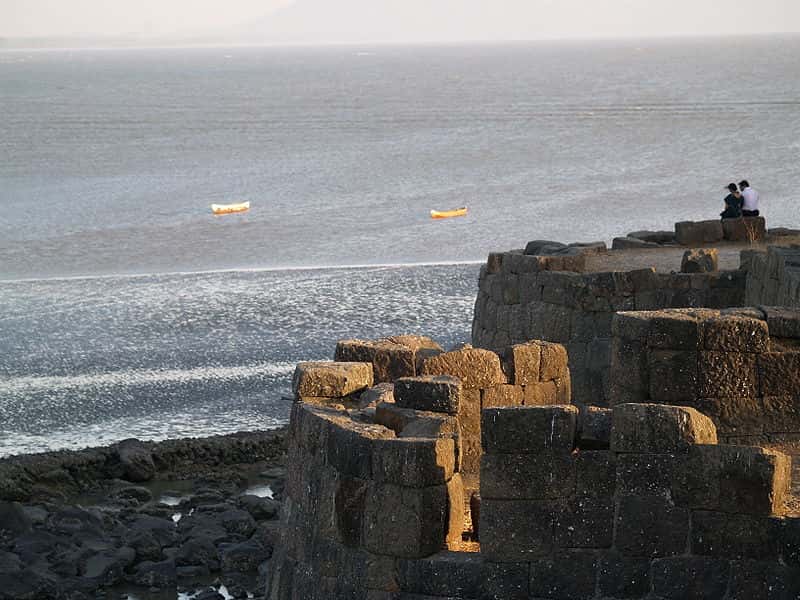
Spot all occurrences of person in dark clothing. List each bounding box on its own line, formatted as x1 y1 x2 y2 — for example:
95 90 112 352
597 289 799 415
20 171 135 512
720 182 743 219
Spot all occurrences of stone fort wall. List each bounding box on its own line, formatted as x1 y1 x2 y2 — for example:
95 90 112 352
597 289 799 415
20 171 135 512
471 241 800 407
267 323 800 599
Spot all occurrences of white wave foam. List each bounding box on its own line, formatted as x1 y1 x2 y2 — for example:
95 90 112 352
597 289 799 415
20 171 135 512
0 362 295 394
0 260 483 284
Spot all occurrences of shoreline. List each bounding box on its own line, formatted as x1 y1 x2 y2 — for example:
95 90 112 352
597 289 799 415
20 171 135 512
0 428 288 600
0 259 484 285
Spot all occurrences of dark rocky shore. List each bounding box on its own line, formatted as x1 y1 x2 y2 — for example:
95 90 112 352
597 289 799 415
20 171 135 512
0 428 287 600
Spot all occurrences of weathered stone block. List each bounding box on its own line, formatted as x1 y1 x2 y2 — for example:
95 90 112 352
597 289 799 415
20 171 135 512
628 230 676 244
762 306 800 339
576 450 616 498
536 341 569 381
293 361 374 399
479 499 556 561
675 219 724 245
445 474 465 545
372 437 455 488
597 553 651 599
326 417 395 479
522 380 558 406
727 560 800 600
613 235 661 249
363 482 449 559
359 383 396 409
375 402 455 436
528 551 598 600
335 340 416 383
717 445 791 516
690 511 778 560
647 350 699 403
700 315 770 352
394 376 462 415
577 406 612 449
334 477 369 547
651 556 730 600
554 496 614 548
758 352 800 397
480 452 576 500
762 395 800 434
647 312 701 350
386 335 444 374
503 342 541 385
481 384 524 408
775 516 800 567
482 406 578 454
608 337 649 404
397 551 480 597
693 396 765 436
420 346 507 389
698 351 758 398
611 403 717 453
614 495 690 557
722 216 767 242
681 248 719 274
458 389 482 477
611 311 651 342
479 561 530 600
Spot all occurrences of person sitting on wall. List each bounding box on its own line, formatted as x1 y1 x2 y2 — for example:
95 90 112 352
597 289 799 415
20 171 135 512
720 182 743 219
739 179 760 217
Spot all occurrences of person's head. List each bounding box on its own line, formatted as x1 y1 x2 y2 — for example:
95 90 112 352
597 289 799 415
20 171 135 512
727 183 738 193
739 180 750 189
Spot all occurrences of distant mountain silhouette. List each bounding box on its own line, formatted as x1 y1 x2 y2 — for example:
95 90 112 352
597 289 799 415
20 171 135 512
233 0 556 44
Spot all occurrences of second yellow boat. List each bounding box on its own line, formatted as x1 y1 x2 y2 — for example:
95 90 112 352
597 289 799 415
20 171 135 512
430 206 468 219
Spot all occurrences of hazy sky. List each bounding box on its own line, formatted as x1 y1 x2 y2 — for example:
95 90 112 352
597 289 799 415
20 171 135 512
1 0 799 41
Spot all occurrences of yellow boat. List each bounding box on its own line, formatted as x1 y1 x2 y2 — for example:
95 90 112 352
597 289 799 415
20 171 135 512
430 206 467 219
211 201 250 215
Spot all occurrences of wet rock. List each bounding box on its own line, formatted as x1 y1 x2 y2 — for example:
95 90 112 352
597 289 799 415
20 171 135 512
46 506 105 537
0 551 22 574
116 439 156 483
0 501 32 535
0 567 58 599
83 547 135 586
125 515 177 548
220 539 270 573
218 509 256 537
20 505 48 527
125 529 163 562
259 467 285 479
175 536 220 570
111 486 152 504
194 589 225 600
176 564 210 579
130 558 176 589
238 495 280 521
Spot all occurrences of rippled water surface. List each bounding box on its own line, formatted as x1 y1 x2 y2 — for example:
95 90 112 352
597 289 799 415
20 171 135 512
0 264 478 456
1 37 798 455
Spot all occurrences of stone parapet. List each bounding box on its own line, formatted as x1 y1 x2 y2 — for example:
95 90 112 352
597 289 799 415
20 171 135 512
608 307 800 445
472 250 747 405
269 362 800 599
744 245 800 307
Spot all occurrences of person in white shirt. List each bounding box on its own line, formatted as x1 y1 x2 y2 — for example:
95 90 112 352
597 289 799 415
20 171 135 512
739 180 760 217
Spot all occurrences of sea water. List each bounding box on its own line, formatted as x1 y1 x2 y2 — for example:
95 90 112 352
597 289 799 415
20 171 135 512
1 37 798 455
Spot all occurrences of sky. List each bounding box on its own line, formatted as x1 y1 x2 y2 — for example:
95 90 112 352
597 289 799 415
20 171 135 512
1 0 799 42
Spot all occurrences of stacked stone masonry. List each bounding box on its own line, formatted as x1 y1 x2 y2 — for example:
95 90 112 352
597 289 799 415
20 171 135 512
269 355 800 599
472 250 747 406
609 307 800 446
744 245 800 307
